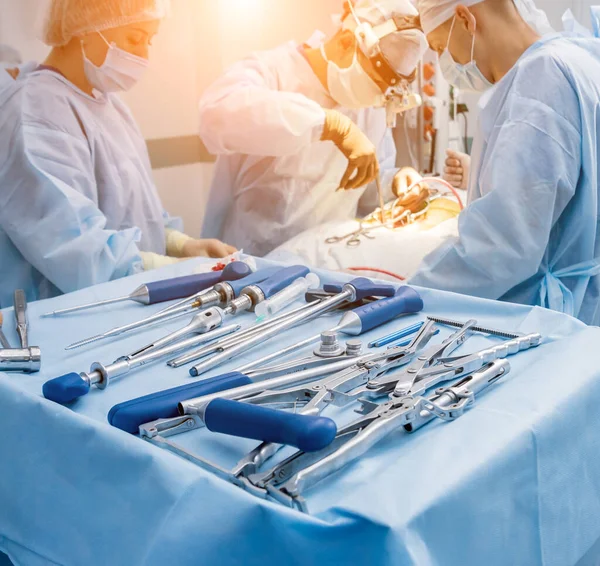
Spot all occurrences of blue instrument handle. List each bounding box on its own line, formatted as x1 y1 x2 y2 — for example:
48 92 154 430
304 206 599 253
254 265 310 299
204 399 337 452
227 266 281 297
43 373 90 405
351 286 423 333
108 372 252 434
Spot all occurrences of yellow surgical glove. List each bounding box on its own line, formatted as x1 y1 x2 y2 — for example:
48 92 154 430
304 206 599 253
140 251 184 271
443 149 471 190
321 109 379 191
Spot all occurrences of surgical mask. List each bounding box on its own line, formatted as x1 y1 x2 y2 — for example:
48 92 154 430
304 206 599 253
82 32 149 94
321 43 385 109
439 17 492 92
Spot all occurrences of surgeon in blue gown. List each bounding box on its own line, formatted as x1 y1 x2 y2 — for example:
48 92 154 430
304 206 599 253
0 0 235 308
410 0 600 325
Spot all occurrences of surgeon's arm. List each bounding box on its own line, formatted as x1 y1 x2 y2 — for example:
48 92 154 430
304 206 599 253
199 54 326 157
409 117 580 300
0 124 144 295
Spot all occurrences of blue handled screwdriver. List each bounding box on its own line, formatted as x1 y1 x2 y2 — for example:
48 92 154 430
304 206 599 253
126 265 311 359
43 261 252 317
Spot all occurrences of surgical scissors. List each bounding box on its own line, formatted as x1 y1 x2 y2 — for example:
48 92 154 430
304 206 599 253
325 221 382 247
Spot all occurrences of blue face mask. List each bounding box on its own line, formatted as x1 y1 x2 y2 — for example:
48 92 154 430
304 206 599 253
439 17 493 92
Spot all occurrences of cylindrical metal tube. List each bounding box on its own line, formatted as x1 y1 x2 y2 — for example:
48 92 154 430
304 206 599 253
0 347 42 373
168 302 318 368
189 289 353 376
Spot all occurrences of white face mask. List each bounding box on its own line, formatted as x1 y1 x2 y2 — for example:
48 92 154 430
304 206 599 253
321 43 385 109
82 32 149 94
439 17 493 93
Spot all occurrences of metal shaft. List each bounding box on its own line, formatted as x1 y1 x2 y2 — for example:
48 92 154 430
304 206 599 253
84 324 241 389
189 289 354 376
14 290 28 348
65 308 195 350
426 316 523 340
237 324 344 373
168 302 318 368
43 294 132 317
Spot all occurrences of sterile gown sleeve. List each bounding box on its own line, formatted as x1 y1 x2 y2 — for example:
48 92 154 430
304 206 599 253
409 95 580 299
0 119 144 295
198 52 327 157
357 127 398 216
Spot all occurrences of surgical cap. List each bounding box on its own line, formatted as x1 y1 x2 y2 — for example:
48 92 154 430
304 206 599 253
41 0 170 46
342 0 429 77
417 0 553 36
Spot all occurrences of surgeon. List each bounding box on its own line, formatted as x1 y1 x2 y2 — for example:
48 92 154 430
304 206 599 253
0 0 235 308
198 0 428 257
409 0 600 325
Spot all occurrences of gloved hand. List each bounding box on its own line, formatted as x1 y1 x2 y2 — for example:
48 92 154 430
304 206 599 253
321 109 379 190
392 166 423 197
165 229 237 259
443 149 471 190
181 239 237 259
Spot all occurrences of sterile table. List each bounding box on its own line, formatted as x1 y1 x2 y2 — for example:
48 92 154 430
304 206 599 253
1 258 600 566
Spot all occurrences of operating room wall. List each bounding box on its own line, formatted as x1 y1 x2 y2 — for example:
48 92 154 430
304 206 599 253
0 0 591 238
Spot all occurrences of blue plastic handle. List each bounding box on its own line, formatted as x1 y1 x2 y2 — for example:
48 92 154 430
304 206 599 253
108 372 252 434
255 265 310 299
227 266 282 298
350 286 423 333
204 399 337 452
147 262 252 304
43 372 91 404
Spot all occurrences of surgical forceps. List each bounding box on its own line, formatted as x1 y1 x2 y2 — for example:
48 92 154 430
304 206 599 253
325 221 383 247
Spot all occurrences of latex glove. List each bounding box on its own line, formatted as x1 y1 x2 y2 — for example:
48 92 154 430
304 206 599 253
392 166 423 197
181 238 238 259
321 109 379 190
165 229 237 259
443 149 470 190
140 252 184 271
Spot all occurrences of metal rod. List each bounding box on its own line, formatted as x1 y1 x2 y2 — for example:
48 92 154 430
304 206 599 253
168 302 318 368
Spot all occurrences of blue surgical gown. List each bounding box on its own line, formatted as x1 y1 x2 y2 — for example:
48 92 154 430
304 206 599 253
0 69 178 308
410 33 600 326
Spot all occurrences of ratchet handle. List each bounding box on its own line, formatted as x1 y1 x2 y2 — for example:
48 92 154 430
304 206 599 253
108 372 252 434
43 373 90 405
254 265 310 299
227 266 281 297
354 286 423 333
324 278 396 300
204 399 338 452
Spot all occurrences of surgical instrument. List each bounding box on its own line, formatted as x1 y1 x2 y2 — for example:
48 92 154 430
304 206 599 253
426 316 523 340
368 321 424 348
43 324 241 404
254 359 510 512
64 265 280 351
325 221 382 247
14 290 28 348
110 335 366 434
255 273 320 320
237 287 423 373
167 301 323 368
187 279 397 377
128 266 310 360
0 313 11 349
0 347 42 373
42 262 252 317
